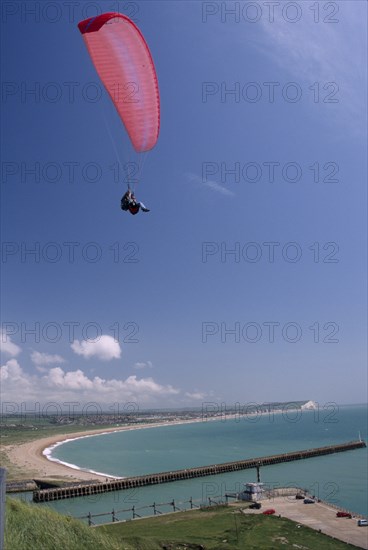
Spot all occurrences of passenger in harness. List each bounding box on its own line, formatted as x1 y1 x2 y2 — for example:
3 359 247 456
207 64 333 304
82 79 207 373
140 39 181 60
120 187 150 215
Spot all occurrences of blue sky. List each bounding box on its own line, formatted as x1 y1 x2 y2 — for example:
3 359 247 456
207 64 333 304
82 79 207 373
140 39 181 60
1 1 367 411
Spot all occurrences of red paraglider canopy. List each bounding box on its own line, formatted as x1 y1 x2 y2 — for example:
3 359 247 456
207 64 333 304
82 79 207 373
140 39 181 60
78 12 160 153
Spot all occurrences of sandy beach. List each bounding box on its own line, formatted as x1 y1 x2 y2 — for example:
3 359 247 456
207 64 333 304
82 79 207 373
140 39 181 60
2 417 218 482
2 408 310 482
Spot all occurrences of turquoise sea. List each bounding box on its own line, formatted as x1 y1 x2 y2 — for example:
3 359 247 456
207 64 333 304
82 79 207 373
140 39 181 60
39 404 367 523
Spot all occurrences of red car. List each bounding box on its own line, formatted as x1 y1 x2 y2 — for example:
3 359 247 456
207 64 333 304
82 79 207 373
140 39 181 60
262 509 276 515
336 512 352 518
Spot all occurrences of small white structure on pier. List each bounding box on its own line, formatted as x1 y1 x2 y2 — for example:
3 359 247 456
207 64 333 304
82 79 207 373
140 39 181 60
239 482 265 501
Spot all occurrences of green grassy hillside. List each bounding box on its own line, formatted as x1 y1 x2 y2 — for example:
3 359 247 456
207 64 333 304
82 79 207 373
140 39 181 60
100 504 358 550
5 499 360 550
4 498 120 550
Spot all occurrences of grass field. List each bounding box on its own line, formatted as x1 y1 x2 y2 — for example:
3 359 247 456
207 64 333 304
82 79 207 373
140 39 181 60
99 504 360 549
5 498 360 550
4 498 121 550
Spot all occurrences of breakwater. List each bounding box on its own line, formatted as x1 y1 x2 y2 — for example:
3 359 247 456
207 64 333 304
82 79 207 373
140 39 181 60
33 439 366 502
6 479 38 492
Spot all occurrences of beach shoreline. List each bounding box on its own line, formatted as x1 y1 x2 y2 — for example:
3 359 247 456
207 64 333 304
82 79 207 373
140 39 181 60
3 419 206 482
2 408 313 482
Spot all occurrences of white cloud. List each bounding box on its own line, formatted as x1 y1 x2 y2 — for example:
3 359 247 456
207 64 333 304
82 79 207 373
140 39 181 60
43 367 94 390
0 359 23 381
134 361 153 370
122 375 179 396
185 391 207 400
0 361 180 405
187 172 234 197
0 359 35 400
0 330 21 357
31 351 66 366
71 335 121 361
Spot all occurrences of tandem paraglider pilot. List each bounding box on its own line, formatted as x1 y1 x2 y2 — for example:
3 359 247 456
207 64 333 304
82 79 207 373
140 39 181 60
121 187 150 216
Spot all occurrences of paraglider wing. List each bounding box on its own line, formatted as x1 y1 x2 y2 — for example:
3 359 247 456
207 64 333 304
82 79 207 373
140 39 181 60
78 12 160 152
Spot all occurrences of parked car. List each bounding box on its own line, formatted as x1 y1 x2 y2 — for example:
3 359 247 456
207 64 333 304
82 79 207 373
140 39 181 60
357 519 368 526
304 498 315 504
336 511 352 518
295 493 305 500
249 502 262 509
262 509 276 515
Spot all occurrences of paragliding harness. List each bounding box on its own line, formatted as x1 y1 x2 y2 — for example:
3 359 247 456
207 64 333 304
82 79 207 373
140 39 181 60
121 186 149 215
128 202 140 215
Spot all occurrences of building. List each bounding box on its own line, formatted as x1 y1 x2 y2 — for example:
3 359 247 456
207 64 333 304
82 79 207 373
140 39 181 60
239 482 265 501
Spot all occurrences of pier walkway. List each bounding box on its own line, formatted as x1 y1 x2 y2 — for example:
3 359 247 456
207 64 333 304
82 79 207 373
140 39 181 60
33 439 366 502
